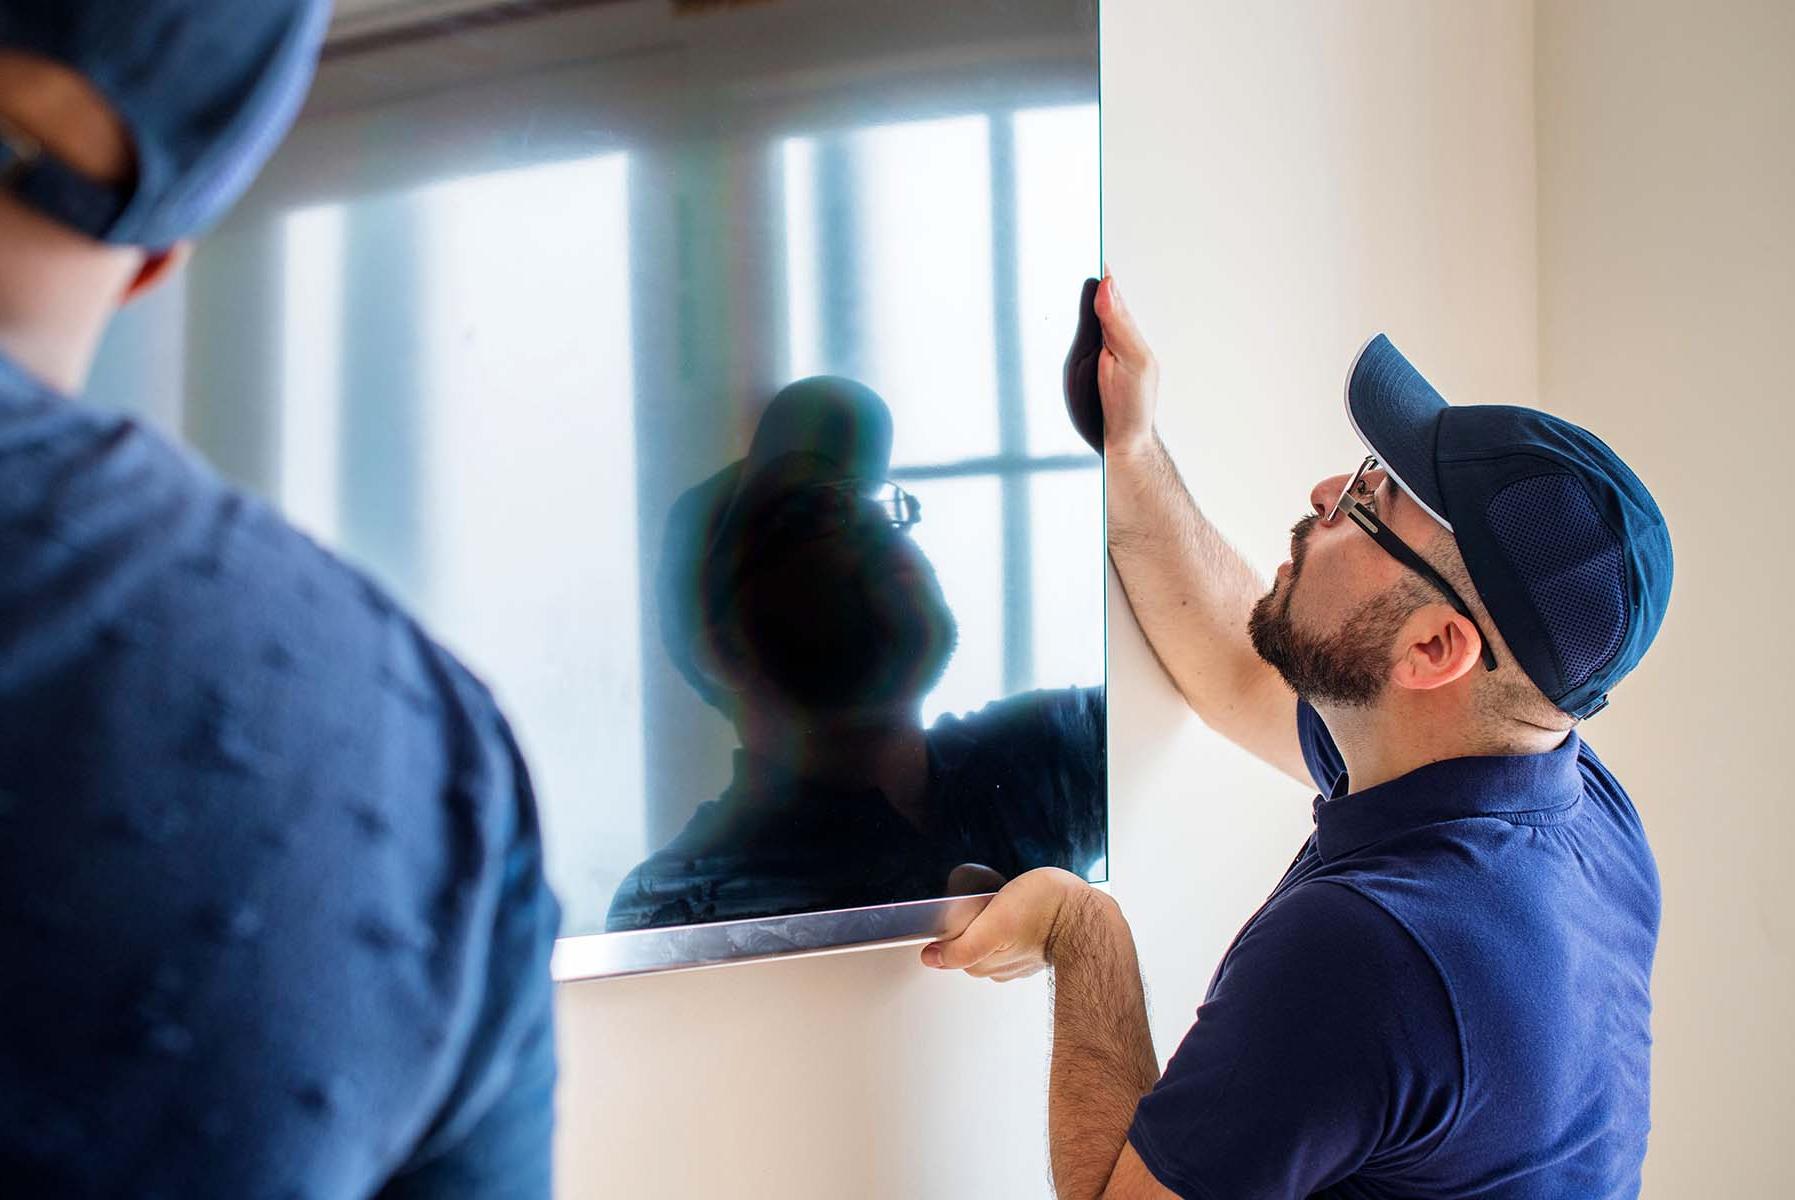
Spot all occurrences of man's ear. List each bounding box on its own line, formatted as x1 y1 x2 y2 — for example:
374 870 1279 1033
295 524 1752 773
1390 605 1484 694
122 241 192 305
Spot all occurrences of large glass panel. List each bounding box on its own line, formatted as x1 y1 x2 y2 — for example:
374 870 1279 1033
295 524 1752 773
85 0 1103 973
411 156 640 936
1016 104 1104 459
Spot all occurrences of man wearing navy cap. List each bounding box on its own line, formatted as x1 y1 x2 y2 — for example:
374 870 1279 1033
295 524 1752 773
926 276 1671 1199
0 4 560 1197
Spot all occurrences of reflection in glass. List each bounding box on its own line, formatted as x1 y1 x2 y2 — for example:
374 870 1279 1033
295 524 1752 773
909 475 1004 723
84 0 1103 945
1017 105 1104 459
607 378 1104 931
412 155 644 917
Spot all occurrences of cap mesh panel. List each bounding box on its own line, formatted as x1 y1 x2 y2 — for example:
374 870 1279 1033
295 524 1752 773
1485 474 1628 692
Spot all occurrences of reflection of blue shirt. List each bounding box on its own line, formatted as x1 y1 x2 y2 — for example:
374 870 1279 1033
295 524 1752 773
0 354 560 1198
1128 700 1658 1199
607 686 1105 931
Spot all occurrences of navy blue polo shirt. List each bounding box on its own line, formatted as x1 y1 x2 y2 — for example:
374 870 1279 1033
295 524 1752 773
1128 701 1659 1199
0 353 561 1198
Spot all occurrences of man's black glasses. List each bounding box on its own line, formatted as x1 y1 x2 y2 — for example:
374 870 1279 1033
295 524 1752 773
726 478 922 587
755 479 921 547
1329 456 1498 673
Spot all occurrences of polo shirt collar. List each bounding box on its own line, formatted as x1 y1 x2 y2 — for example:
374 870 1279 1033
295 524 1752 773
1313 731 1584 861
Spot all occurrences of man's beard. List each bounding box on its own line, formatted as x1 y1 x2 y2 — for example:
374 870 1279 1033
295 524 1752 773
1247 514 1421 708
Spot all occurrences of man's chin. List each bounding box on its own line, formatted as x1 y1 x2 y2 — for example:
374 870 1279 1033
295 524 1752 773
902 611 959 707
1246 590 1303 693
1245 585 1403 710
1247 585 1281 643
784 609 957 715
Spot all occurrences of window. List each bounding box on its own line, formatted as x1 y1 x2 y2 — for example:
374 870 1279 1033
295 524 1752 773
278 154 642 931
781 104 1103 722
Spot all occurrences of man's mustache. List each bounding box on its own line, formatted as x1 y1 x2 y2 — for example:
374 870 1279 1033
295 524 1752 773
1288 513 1320 572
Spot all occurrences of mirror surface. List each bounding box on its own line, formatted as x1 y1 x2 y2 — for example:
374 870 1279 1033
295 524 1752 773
87 0 1105 951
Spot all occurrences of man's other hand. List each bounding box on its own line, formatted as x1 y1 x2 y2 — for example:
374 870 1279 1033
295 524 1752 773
920 867 1092 982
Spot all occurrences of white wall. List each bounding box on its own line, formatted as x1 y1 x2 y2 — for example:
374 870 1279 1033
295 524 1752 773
554 2 1540 1195
1535 3 1795 1194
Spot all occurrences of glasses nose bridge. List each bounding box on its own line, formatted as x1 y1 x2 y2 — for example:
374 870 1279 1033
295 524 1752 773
1324 455 1380 522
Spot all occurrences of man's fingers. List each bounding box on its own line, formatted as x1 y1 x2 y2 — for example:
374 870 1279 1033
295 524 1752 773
923 919 1007 971
922 869 1075 976
967 957 1039 983
923 889 1025 971
1094 274 1149 362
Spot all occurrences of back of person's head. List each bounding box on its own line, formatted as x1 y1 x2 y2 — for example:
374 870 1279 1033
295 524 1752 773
0 1 330 389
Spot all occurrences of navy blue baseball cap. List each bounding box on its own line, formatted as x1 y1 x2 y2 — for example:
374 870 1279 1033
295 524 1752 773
0 0 331 248
1345 334 1673 719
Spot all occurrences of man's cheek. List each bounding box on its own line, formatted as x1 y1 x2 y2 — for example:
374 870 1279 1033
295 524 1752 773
1283 565 1335 634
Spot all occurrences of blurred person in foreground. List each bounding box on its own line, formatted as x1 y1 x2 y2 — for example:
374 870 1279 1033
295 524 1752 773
0 4 560 1196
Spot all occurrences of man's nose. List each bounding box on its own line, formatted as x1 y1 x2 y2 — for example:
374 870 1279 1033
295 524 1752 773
1311 474 1352 522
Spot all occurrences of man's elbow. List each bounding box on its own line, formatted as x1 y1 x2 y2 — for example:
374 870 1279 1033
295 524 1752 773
1094 1142 1181 1200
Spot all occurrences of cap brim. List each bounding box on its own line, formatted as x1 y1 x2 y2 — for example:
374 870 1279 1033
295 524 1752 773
1344 334 1454 529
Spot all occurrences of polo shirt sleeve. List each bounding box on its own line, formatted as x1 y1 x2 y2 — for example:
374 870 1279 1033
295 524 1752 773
1296 699 1346 795
1127 881 1461 1200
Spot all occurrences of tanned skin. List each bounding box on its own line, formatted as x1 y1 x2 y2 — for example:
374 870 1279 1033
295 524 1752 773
0 50 189 395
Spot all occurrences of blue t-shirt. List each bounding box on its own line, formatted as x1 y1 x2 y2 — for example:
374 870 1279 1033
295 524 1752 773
1128 701 1659 1199
0 354 561 1198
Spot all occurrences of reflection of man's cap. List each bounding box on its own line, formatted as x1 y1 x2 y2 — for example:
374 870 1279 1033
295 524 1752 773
0 0 330 247
658 377 894 707
1344 335 1673 718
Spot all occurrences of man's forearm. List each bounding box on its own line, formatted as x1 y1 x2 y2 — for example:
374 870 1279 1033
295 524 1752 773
1046 889 1159 1199
1107 435 1270 716
1106 435 1307 783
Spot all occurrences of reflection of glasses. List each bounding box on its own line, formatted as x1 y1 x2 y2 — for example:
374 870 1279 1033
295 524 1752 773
1330 456 1498 673
751 479 921 550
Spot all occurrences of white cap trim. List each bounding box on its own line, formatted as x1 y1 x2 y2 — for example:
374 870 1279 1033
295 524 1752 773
1342 333 1455 533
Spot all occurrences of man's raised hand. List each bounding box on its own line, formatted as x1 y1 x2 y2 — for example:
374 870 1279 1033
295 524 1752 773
1093 274 1159 459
